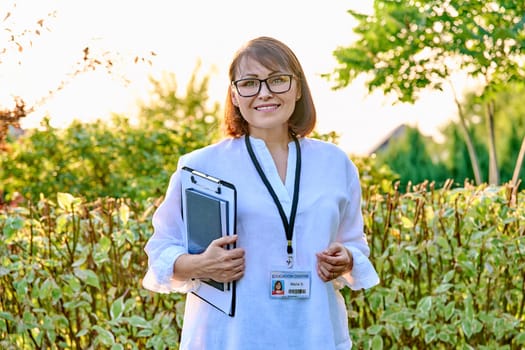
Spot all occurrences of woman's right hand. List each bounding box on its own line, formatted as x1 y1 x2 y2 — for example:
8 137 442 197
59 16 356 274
173 235 245 283
200 235 245 282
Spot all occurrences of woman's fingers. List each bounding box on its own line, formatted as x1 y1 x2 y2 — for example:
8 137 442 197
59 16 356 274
316 243 353 281
211 234 238 248
202 235 245 282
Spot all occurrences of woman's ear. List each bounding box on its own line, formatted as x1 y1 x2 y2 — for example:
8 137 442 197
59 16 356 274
231 89 239 107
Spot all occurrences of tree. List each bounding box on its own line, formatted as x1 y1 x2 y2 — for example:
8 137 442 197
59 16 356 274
0 68 220 202
373 126 448 189
326 0 525 185
137 66 222 155
458 82 525 184
440 118 490 184
373 84 525 189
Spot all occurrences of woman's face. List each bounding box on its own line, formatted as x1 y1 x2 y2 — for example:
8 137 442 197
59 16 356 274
231 57 300 138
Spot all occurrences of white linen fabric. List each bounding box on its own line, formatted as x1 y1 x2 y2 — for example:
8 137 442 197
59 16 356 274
143 136 380 350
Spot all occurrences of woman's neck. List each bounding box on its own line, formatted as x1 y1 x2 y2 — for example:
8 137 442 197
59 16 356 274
248 127 291 183
248 127 290 149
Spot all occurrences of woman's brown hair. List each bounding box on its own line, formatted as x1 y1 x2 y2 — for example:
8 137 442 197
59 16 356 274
223 36 317 138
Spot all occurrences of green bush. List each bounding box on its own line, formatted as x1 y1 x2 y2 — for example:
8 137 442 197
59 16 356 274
348 181 525 349
0 113 217 203
0 69 221 204
0 194 184 349
1 181 523 349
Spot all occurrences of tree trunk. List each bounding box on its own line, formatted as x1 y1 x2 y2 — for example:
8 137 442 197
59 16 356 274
512 136 525 186
451 84 482 185
510 135 525 206
486 99 499 185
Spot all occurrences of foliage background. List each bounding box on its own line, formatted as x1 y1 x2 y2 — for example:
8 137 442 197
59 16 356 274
1 58 524 350
373 83 525 190
1 169 523 349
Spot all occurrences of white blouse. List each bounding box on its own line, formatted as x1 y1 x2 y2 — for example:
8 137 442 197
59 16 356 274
143 136 379 350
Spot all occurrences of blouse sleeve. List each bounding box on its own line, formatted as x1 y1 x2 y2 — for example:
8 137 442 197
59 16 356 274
142 158 200 294
336 159 380 291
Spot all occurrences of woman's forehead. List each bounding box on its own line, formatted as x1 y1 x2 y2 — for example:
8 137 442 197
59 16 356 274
235 56 286 77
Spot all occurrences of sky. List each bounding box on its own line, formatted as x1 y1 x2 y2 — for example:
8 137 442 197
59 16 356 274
1 0 465 155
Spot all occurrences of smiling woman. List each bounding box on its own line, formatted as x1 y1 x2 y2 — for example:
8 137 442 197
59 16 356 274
229 62 303 141
142 36 379 350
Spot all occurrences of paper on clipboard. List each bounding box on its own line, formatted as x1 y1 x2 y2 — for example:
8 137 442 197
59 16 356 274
180 166 237 316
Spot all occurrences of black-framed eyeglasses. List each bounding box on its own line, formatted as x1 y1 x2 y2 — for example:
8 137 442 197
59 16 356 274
232 74 293 97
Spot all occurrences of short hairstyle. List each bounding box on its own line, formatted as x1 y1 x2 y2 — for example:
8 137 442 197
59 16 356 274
224 36 317 138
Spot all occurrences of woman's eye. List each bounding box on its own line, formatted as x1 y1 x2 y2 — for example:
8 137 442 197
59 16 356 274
240 80 257 87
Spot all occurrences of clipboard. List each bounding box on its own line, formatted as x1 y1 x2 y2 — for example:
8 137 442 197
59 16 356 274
180 166 237 316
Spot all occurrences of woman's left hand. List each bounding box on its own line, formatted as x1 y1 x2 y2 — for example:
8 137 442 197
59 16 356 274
316 242 353 282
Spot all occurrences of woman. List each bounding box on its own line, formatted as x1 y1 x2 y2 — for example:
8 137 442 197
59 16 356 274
143 36 379 350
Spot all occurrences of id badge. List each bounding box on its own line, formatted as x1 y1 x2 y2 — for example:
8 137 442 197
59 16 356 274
270 269 311 299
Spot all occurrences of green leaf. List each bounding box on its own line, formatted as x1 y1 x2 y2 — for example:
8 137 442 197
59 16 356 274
417 296 432 314
127 315 150 329
371 334 384 350
368 292 383 313
0 267 10 277
434 283 453 294
435 236 449 249
110 297 124 320
93 236 112 265
137 329 153 337
119 203 130 224
63 299 90 310
66 275 82 293
72 256 87 268
123 297 138 314
441 270 455 283
401 216 414 229
57 192 77 210
46 329 56 344
0 311 15 322
461 317 482 339
93 325 115 346
463 296 475 319
462 318 473 338
23 310 37 328
2 216 24 240
76 328 89 337
52 315 69 329
74 268 101 289
38 278 52 298
367 325 384 335
515 331 525 345
423 324 437 343
121 251 132 268
444 302 455 321
437 331 451 343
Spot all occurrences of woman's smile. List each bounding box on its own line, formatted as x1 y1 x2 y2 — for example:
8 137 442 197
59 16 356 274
254 103 280 112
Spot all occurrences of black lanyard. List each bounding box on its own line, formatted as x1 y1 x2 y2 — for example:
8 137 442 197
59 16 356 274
245 135 301 267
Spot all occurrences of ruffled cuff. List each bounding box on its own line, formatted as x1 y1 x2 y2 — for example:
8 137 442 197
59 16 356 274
335 246 380 291
142 246 200 294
